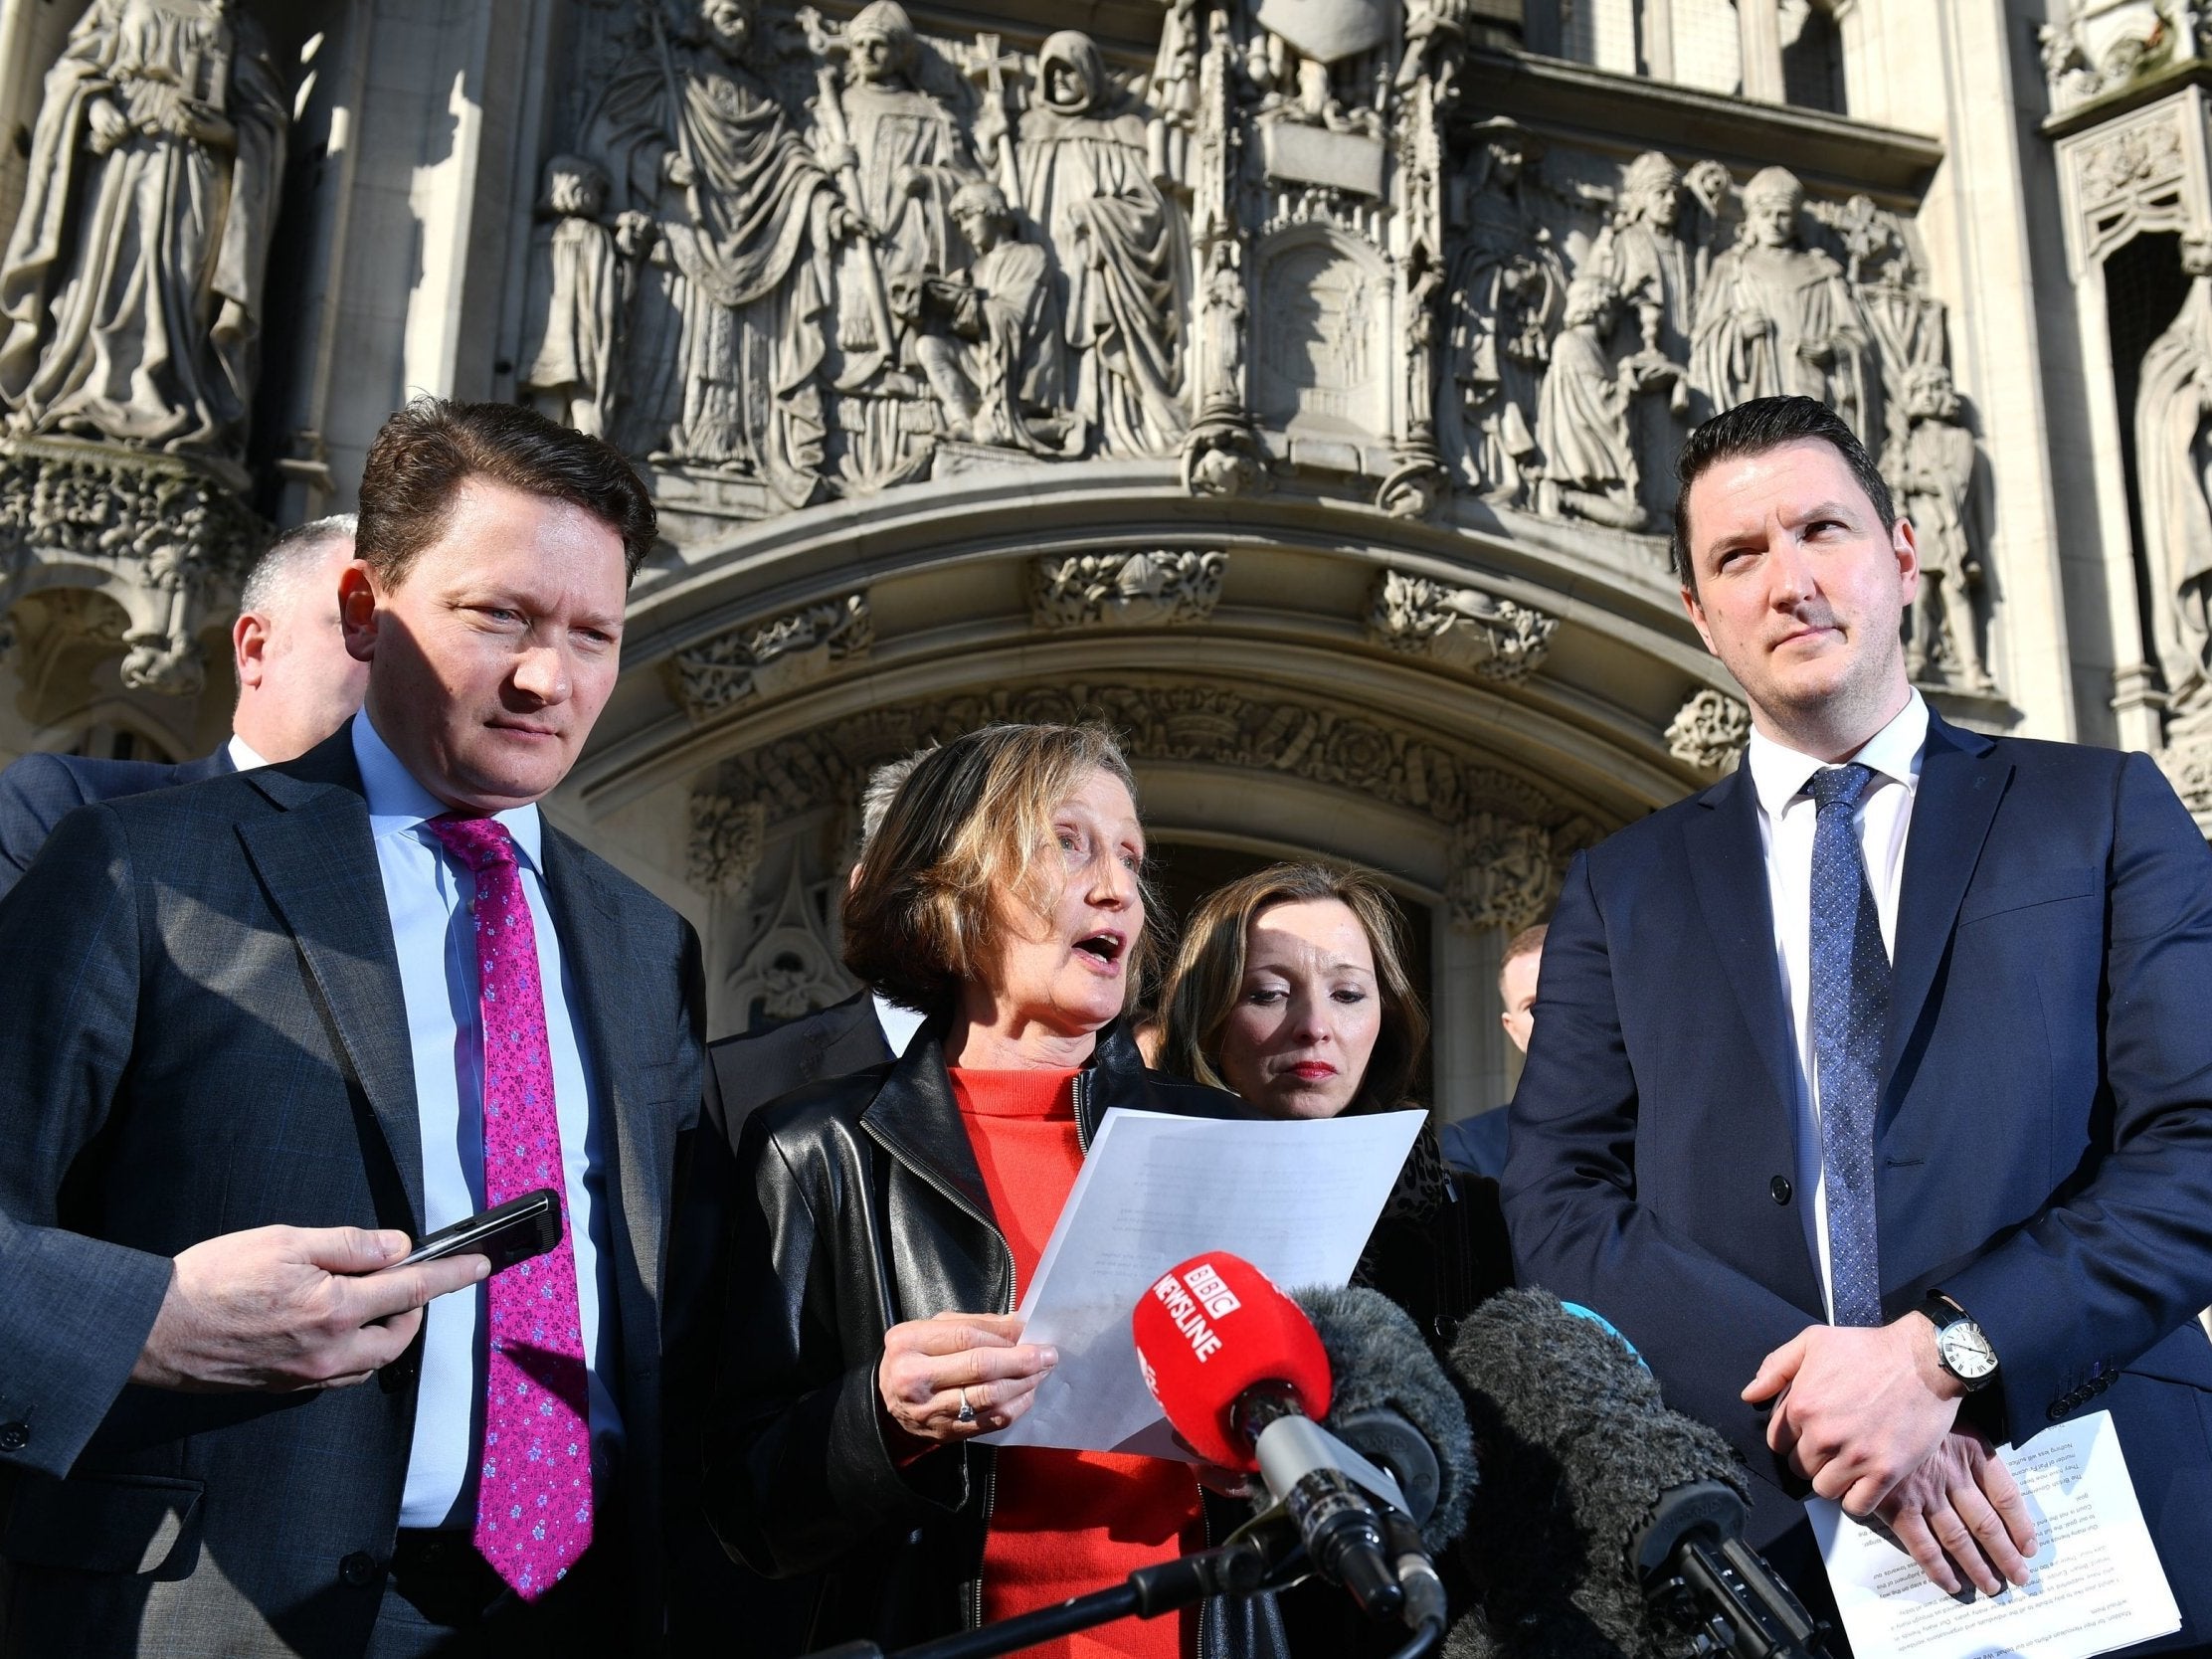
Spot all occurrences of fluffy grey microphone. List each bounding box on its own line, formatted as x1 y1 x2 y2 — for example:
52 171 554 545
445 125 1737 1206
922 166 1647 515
1292 1284 1476 1555
1443 1288 1751 1659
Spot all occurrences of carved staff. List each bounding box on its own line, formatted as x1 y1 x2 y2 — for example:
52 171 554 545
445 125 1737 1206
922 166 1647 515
965 32 1024 200
795 5 898 382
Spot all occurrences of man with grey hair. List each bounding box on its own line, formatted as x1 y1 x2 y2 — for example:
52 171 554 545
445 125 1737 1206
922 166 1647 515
0 515 366 895
665 748 931 1657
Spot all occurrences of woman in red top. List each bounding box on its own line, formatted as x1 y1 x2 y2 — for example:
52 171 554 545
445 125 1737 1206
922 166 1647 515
703 723 1286 1659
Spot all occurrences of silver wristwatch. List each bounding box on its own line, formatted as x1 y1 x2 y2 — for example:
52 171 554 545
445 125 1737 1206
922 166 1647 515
1922 1293 1999 1392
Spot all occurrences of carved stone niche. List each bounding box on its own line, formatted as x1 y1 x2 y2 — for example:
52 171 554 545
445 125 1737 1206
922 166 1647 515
669 592 872 723
2041 1 2207 117
1254 227 1393 477
1031 550 1226 631
0 437 264 698
1366 570 1557 682
1665 687 1752 773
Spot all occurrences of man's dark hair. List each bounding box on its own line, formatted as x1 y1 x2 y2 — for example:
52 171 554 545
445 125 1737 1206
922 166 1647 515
356 399 656 588
1669 396 1895 592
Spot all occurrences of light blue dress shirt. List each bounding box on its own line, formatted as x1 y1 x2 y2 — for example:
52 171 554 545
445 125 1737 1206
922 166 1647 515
350 715 622 1529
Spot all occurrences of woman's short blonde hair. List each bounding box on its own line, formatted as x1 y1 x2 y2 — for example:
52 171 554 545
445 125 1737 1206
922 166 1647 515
841 722 1157 1014
1156 861 1428 1111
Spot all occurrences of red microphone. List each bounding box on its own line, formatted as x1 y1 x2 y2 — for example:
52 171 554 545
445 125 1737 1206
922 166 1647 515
1132 1253 1334 1470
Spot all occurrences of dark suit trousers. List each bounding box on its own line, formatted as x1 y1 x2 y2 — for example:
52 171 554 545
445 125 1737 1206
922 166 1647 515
364 1531 622 1659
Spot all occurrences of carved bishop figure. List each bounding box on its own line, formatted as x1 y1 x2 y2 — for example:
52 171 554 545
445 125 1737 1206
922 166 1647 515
582 0 845 506
1690 167 1869 436
1019 31 1191 459
0 0 287 461
1897 364 1994 693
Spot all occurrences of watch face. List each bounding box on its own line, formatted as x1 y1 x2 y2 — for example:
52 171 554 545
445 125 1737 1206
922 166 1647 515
1940 1323 1999 1381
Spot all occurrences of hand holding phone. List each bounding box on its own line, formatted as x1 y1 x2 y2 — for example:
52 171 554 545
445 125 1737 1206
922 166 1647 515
398 1189 562 1275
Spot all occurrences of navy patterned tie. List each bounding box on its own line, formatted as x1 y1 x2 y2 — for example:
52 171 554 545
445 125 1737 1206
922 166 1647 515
1807 763 1888 1328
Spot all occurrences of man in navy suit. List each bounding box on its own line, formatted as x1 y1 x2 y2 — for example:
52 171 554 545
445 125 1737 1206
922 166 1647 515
1506 396 2212 1647
1438 922 1542 1180
0 513 366 894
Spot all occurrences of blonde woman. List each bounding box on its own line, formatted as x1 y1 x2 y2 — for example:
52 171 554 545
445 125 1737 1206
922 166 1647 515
701 724 1285 1659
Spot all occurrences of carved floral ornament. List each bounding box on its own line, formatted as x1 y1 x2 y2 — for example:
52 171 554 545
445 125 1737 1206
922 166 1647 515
1366 570 1556 682
669 592 872 722
513 2 1994 656
1030 550 1226 631
0 439 264 696
1665 687 1752 773
686 678 1585 924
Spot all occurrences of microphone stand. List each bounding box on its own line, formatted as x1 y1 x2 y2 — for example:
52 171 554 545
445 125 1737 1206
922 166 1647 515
802 1539 1272 1659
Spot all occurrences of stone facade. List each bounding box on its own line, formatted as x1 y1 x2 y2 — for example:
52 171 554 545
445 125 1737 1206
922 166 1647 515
2 0 2209 1112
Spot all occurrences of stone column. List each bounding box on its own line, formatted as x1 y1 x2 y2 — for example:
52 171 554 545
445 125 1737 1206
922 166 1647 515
1738 0 1785 101
1640 0 1676 82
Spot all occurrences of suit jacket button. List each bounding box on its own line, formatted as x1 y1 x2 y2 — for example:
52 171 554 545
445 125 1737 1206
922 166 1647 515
1769 1176 1792 1205
339 1551 381 1587
0 1421 27 1452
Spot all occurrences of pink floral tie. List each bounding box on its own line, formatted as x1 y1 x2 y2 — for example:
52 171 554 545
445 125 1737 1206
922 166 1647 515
426 816 593 1600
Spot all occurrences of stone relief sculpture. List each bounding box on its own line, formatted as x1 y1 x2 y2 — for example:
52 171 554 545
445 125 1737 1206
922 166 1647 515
1896 364 1994 693
1691 167 1871 440
805 1 979 490
900 181 1078 452
1440 119 1566 504
1666 687 1752 772
1536 276 1676 530
500 0 1998 698
517 155 655 438
1018 31 1191 458
2132 232 2212 720
1031 549 1225 629
582 0 848 504
0 0 288 462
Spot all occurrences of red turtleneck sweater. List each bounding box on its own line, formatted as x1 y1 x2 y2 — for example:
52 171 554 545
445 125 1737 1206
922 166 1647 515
951 1068 1202 1659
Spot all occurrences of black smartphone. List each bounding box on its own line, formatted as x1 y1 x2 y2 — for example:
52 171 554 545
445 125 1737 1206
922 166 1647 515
396 1189 562 1275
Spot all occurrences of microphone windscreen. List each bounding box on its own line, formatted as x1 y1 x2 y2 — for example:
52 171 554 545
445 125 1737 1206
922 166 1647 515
1291 1284 1476 1554
1442 1290 1750 1659
1132 1252 1332 1471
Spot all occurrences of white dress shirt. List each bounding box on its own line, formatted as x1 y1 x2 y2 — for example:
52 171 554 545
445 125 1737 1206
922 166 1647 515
1744 690 1928 1323
872 994 927 1056
225 733 269 772
351 715 622 1528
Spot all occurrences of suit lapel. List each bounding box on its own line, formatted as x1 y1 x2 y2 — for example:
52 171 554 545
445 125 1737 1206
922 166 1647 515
1684 767 1799 1118
1883 713 2009 1115
538 830 670 1337
236 739 425 1230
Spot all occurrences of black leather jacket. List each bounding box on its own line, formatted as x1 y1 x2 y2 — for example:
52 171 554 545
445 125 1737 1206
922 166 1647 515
701 1018 1292 1659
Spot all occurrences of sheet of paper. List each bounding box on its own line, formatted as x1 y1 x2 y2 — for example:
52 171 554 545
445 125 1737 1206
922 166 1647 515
977 1106 1424 1457
1808 1410 2179 1659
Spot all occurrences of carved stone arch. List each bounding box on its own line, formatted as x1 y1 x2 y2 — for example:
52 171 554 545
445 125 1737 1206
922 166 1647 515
1251 224 1395 475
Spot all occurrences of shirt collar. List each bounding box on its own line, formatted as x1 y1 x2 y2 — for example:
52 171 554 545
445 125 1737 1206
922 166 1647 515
349 712 544 871
226 733 270 772
1745 688 1929 823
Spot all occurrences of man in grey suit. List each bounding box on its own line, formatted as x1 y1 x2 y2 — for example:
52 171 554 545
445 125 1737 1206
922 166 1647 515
0 513 368 895
0 400 705 1657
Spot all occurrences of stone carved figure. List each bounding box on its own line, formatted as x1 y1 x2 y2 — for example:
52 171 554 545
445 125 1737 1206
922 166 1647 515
2132 232 2212 715
582 0 846 505
812 1 980 491
1536 276 1675 530
517 155 655 438
1691 167 1869 436
1019 31 1191 459
0 0 288 461
1590 151 1696 517
1441 119 1566 504
1447 811 1556 934
899 180 1077 453
1896 363 1994 693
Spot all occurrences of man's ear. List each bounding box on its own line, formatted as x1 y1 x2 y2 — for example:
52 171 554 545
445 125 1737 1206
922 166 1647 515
232 611 269 690
1891 515 1922 604
1681 583 1719 656
338 562 379 664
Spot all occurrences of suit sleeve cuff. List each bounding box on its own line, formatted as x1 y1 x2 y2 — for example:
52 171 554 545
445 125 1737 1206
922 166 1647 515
0 1227 172 1477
